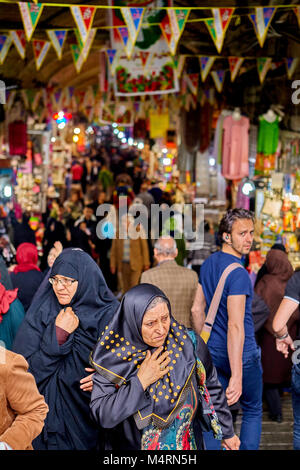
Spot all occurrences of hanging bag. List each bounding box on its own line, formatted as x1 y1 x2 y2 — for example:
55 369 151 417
200 262 244 343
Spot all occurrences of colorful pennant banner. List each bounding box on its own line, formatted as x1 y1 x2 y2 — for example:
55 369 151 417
228 57 244 81
0 35 12 65
211 69 226 92
294 7 300 28
205 8 235 53
120 8 145 51
185 73 199 96
160 13 176 55
249 7 277 47
199 56 216 81
71 28 97 73
257 57 272 83
285 58 299 79
70 6 96 45
32 39 51 70
47 30 67 59
70 44 81 72
105 48 119 75
117 26 134 59
10 30 26 59
167 8 190 55
6 90 16 110
18 2 44 41
173 55 186 78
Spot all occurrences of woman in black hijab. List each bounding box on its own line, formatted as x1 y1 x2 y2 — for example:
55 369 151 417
12 248 119 450
90 284 239 451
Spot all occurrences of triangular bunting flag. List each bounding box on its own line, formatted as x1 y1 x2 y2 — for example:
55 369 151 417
121 8 145 49
199 56 216 81
160 13 176 55
257 57 272 83
47 30 67 60
185 73 199 96
285 58 299 80
105 49 118 76
167 8 190 55
117 27 134 59
18 2 44 41
70 44 81 72
294 7 300 28
70 6 96 45
0 35 12 65
21 90 29 109
139 51 152 75
32 40 51 70
211 70 226 92
71 28 96 73
249 8 276 47
10 30 26 59
6 90 16 110
205 8 234 53
32 89 42 111
228 57 244 81
173 55 186 78
139 51 150 67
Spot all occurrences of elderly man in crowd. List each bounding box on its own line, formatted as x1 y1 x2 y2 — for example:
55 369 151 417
140 236 199 328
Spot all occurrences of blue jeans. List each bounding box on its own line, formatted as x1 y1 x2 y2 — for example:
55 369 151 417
203 346 263 450
291 363 300 449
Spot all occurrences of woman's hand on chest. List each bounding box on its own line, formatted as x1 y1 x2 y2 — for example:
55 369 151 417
55 307 79 334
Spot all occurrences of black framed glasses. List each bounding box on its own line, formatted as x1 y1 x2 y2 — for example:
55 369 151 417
49 277 77 288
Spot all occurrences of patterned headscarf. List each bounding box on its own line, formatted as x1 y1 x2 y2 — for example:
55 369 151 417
90 283 196 430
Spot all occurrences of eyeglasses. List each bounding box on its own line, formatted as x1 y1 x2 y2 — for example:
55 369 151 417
49 277 77 288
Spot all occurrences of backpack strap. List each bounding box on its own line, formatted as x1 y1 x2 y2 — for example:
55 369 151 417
201 262 244 343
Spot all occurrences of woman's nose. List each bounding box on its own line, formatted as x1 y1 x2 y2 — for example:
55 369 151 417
155 322 165 334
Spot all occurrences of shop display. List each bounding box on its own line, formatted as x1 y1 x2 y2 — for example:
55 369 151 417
220 111 250 180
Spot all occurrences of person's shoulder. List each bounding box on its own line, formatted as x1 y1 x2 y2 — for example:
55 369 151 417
141 265 161 278
202 251 219 267
176 264 198 280
289 270 300 281
0 347 28 374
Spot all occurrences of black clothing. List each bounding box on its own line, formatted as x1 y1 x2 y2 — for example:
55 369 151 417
13 248 119 450
10 270 44 311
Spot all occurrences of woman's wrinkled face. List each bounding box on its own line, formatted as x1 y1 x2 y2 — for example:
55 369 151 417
141 302 170 348
52 275 78 305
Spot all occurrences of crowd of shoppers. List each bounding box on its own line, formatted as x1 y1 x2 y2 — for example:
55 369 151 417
0 143 299 451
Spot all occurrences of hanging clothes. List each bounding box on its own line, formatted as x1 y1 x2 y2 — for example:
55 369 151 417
257 116 279 155
221 115 250 180
255 116 280 176
212 110 232 165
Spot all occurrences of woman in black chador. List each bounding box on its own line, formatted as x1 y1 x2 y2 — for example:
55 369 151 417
13 248 119 450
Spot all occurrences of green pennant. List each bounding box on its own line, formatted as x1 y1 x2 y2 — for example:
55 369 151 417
70 44 81 66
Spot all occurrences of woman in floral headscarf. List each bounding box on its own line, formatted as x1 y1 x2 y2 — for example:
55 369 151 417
90 284 240 451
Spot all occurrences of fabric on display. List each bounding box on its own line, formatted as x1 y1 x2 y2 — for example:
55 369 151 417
221 115 250 180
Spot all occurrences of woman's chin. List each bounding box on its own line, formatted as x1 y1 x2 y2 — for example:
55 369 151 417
57 296 70 305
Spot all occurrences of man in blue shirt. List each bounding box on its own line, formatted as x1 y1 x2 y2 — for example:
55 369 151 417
191 208 262 450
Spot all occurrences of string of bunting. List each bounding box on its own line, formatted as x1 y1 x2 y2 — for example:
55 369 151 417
0 4 299 65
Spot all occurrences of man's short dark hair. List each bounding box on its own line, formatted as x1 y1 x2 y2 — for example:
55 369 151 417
218 208 254 244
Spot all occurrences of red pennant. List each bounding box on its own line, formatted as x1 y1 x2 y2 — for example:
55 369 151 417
80 6 96 31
